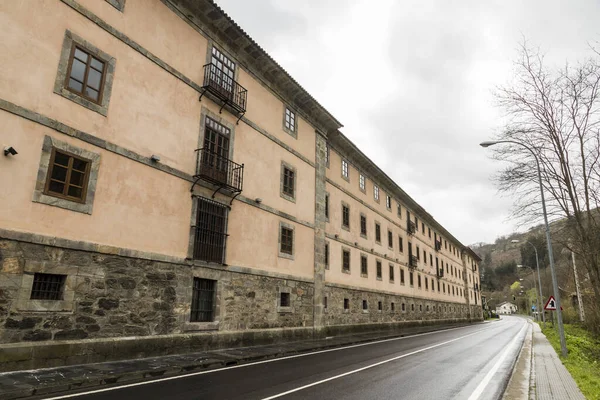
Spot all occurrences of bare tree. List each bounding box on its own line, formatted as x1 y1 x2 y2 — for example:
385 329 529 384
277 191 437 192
492 41 600 331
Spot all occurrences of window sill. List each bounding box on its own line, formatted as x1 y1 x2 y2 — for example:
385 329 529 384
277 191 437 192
362 309 369 314
342 269 351 275
183 321 219 332
360 274 368 278
341 225 350 232
277 306 293 313
376 277 382 281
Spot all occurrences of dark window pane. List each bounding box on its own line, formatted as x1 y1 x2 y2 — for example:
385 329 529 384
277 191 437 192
50 165 68 182
87 68 102 90
85 87 99 101
49 180 65 194
72 158 88 172
69 170 85 186
54 152 70 166
68 78 83 92
68 186 82 199
70 59 86 82
90 57 104 72
74 48 89 63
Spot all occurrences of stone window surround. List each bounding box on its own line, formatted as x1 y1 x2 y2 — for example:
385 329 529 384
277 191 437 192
343 298 350 312
341 246 351 274
278 221 295 260
198 107 236 170
282 106 297 138
341 159 349 181
54 30 116 117
280 161 297 203
205 41 240 81
32 135 101 215
359 173 366 193
362 299 368 313
341 201 350 231
360 253 368 278
105 0 126 12
277 286 293 313
186 195 230 261
183 269 222 332
359 212 367 239
14 260 78 313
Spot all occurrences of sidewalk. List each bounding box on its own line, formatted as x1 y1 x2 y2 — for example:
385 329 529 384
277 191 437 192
531 322 585 400
0 322 470 400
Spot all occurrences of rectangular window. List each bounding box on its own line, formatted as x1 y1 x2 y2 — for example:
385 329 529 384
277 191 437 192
388 230 393 248
428 227 431 238
324 243 329 269
422 222 425 233
325 193 329 219
375 223 381 243
425 277 428 290
359 173 365 191
386 195 391 209
324 296 328 309
342 159 349 179
30 273 66 300
66 46 106 104
418 274 422 288
280 225 294 255
45 149 91 203
201 117 231 186
325 143 330 167
400 268 405 284
430 254 433 265
397 203 402 217
363 300 368 310
210 47 236 96
378 301 382 311
342 204 350 229
409 271 414 286
399 236 404 252
374 185 379 201
193 198 228 263
282 165 295 198
361 255 368 276
376 261 382 279
416 245 420 260
391 302 395 311
423 249 426 262
280 292 290 307
284 107 296 132
344 298 350 310
342 249 350 272
190 278 216 322
360 214 367 236
389 265 394 282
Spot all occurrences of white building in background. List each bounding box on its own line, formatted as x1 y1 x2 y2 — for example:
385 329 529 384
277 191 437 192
496 302 518 315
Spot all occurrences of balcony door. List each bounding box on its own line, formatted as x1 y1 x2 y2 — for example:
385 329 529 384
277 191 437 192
202 117 230 185
210 47 235 99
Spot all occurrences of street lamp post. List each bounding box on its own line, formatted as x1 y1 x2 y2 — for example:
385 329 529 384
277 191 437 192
512 239 545 325
481 140 567 356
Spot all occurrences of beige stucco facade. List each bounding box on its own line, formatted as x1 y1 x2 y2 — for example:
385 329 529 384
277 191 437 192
0 0 482 371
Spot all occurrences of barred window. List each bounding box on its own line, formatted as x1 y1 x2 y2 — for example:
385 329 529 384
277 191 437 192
280 292 290 307
193 197 228 263
190 278 215 322
30 273 66 300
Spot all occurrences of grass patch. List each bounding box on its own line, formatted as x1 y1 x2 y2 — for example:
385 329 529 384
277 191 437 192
541 323 600 399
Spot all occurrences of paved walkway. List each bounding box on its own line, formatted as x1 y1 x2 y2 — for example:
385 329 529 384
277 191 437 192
532 322 585 400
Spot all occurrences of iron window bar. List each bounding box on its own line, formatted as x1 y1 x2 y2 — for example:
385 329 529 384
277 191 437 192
192 197 229 264
435 240 442 251
409 255 418 269
30 273 66 300
199 63 247 124
191 147 244 204
190 278 215 322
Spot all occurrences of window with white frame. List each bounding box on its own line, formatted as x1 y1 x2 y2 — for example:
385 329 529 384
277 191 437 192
374 185 379 201
342 159 349 179
386 195 391 209
359 173 365 191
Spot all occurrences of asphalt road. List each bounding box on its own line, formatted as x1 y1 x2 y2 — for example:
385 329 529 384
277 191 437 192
44 316 528 400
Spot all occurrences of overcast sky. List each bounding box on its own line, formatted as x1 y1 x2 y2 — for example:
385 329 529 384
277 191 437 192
215 0 600 245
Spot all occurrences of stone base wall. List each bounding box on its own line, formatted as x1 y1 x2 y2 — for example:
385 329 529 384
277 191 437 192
0 236 482 371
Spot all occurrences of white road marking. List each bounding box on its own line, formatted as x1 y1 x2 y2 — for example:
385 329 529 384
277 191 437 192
467 321 528 400
42 324 492 399
260 328 488 400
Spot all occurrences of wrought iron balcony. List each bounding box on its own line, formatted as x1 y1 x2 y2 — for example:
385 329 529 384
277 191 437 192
409 255 418 268
407 220 416 236
200 63 247 122
437 268 444 278
435 240 442 251
191 148 244 198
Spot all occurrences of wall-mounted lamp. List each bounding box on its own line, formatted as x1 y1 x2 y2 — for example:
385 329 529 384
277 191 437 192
255 198 262 204
150 154 161 162
4 146 17 156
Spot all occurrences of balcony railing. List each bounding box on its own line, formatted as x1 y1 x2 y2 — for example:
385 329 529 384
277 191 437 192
201 63 247 116
407 220 416 236
409 255 418 268
435 240 442 251
193 148 244 194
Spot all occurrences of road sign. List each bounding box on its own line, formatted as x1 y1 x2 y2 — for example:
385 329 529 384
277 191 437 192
544 296 563 310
